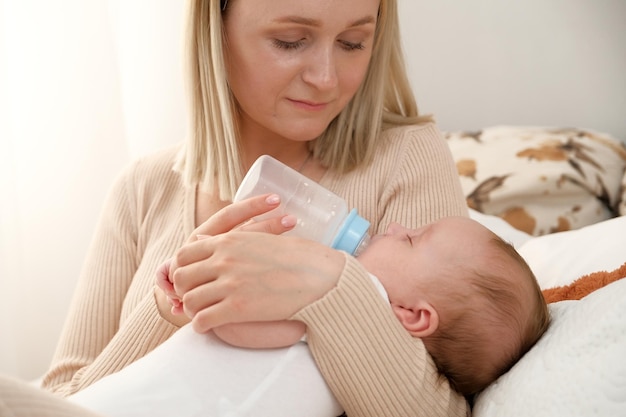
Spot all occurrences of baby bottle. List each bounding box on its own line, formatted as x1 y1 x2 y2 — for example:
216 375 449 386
234 155 370 256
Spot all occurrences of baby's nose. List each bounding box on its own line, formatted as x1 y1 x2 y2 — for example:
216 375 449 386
386 222 405 234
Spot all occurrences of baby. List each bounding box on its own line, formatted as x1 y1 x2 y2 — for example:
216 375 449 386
69 216 549 416
210 215 551 396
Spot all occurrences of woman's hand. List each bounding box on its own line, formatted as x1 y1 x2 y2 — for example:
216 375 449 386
172 231 345 333
155 194 297 324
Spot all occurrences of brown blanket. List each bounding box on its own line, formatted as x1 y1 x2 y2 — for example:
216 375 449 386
542 261 626 303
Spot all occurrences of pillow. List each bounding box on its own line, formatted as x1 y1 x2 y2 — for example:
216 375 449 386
468 209 532 249
472 209 626 289
618 169 626 216
517 215 626 289
472 278 626 417
445 126 626 236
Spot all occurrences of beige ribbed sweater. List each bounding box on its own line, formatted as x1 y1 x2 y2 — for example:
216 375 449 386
36 123 469 416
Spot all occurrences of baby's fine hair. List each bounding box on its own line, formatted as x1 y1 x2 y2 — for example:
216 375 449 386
423 236 551 396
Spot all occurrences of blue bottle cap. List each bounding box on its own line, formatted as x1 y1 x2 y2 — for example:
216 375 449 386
331 209 370 255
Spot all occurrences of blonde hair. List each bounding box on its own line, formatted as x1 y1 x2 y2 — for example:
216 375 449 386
175 0 431 200
423 236 551 396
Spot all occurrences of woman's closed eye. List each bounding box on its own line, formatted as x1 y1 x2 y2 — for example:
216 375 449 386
272 38 366 52
272 38 306 50
338 40 365 51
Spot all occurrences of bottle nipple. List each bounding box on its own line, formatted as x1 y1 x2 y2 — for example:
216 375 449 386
331 209 370 256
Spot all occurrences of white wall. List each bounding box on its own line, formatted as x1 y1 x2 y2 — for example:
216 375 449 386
1 0 625 382
1 0 128 381
0 0 187 381
398 0 626 141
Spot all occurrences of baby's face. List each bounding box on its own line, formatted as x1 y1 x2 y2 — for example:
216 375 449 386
357 216 495 304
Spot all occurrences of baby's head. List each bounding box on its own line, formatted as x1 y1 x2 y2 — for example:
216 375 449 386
358 216 550 396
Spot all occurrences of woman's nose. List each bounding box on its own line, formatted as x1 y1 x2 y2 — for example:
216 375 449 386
301 47 338 91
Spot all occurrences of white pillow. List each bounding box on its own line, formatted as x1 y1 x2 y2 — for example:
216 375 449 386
469 209 532 249
517 215 626 289
471 209 626 289
473 278 626 417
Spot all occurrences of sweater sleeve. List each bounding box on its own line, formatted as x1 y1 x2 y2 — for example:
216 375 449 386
293 255 469 417
0 374 107 417
41 161 179 396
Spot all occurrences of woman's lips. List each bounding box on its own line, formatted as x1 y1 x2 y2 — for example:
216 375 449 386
288 98 329 111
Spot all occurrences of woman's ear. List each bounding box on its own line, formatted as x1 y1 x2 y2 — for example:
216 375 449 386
391 301 439 338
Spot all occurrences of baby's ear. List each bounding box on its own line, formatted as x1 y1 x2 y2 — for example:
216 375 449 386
391 301 439 338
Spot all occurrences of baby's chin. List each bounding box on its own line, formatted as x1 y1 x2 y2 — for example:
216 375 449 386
354 250 374 268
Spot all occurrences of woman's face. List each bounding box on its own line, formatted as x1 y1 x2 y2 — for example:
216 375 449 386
223 0 380 145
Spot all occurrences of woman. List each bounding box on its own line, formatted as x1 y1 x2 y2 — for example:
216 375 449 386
23 0 469 416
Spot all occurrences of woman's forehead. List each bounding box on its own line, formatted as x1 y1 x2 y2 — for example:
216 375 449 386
228 0 381 21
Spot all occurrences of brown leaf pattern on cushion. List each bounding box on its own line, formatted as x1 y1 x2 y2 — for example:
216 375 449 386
516 138 603 177
445 126 626 236
500 207 537 235
516 139 569 162
559 173 614 215
551 216 572 234
444 130 483 143
466 175 511 212
456 159 477 180
621 171 626 216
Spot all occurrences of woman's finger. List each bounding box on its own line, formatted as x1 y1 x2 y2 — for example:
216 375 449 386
170 253 217 295
184 280 292 333
192 194 283 239
172 216 295 292
191 302 238 334
236 214 297 234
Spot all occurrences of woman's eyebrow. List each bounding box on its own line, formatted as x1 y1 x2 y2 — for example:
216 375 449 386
272 15 376 28
348 15 376 27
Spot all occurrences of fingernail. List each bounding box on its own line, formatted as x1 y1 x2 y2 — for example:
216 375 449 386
266 194 280 205
281 215 297 228
196 234 210 240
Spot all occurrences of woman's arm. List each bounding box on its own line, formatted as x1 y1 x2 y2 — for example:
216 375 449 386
294 255 469 417
42 161 181 396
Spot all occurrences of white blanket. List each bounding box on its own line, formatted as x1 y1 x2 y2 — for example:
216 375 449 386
474 278 626 416
69 326 343 417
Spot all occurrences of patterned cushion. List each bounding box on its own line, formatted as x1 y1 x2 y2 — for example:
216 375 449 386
620 171 626 216
445 126 626 236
